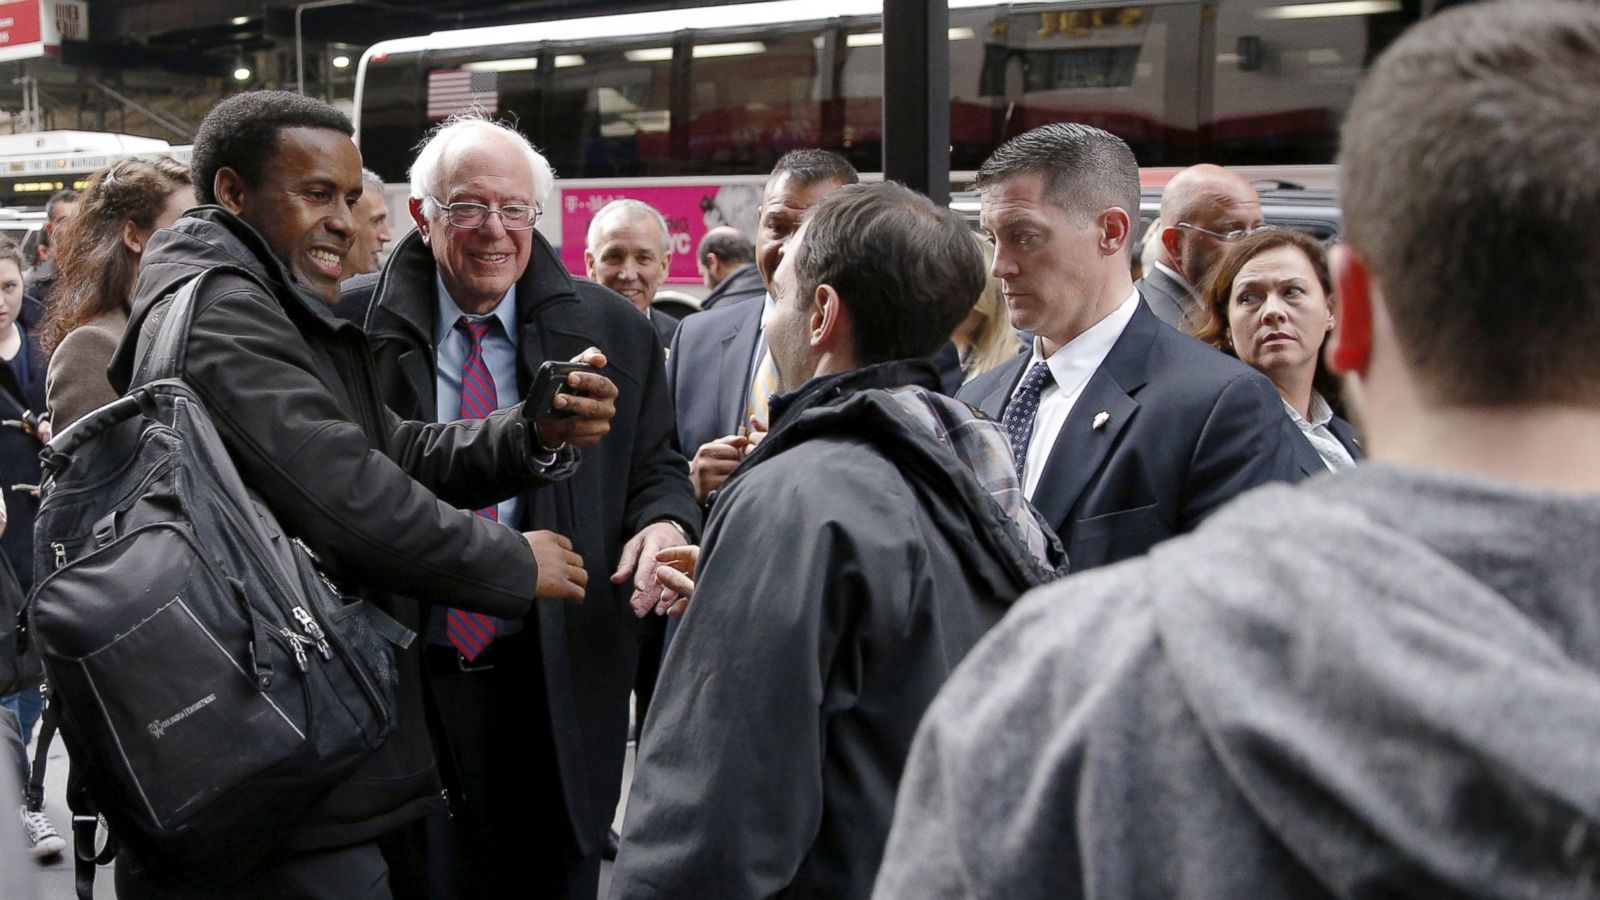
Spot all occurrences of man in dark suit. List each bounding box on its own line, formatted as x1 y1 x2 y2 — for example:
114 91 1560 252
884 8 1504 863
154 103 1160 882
959 124 1299 572
665 150 859 510
1137 164 1263 331
344 116 700 899
583 198 682 349
695 227 762 311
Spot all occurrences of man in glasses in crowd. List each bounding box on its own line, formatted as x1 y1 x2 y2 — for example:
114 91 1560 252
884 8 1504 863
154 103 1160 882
1138 164 1264 331
344 114 698 899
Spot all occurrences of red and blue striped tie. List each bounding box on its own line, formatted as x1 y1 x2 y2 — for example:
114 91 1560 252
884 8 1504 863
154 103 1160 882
447 316 500 661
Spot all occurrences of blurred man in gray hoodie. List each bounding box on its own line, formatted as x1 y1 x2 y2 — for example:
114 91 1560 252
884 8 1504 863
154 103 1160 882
875 3 1600 898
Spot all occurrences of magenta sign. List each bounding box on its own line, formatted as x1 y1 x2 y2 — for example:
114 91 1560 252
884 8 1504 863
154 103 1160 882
560 186 726 285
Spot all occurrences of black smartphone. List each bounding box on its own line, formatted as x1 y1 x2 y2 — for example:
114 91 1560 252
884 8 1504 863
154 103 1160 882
525 360 602 419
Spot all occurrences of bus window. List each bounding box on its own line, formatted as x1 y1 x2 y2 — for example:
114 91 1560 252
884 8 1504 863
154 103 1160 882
687 26 833 176
358 52 424 184
355 0 1426 184
544 43 675 178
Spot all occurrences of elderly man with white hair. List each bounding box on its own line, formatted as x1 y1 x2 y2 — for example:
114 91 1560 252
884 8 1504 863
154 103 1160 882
341 114 700 899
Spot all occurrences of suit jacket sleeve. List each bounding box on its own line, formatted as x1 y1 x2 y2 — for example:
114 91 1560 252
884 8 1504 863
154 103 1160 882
611 464 917 898
184 284 537 619
1180 370 1302 531
620 328 701 540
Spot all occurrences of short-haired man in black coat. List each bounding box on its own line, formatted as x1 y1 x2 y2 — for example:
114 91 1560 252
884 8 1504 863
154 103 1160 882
108 91 596 898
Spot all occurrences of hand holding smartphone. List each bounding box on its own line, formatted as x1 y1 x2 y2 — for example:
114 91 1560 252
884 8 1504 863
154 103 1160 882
525 360 603 420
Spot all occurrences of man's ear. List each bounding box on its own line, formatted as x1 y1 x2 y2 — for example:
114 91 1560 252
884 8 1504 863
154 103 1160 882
408 197 430 242
1160 226 1186 273
811 283 846 351
582 249 597 280
213 166 248 216
1099 207 1131 256
1327 244 1373 376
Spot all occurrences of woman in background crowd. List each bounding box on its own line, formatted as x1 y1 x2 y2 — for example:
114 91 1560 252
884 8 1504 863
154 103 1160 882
1192 228 1361 474
0 239 63 861
41 155 193 431
952 234 1024 384
0 240 48 723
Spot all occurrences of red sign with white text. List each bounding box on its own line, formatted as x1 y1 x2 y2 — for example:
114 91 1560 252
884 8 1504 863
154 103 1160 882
0 1 43 52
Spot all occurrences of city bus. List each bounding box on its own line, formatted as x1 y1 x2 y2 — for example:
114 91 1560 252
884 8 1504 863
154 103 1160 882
0 131 192 260
355 0 1422 283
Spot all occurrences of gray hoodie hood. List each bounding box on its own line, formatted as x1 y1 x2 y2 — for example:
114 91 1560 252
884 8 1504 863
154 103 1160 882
1148 466 1600 896
876 464 1600 900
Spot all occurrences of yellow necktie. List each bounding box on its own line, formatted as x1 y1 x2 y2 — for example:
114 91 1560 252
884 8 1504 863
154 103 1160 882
746 349 779 429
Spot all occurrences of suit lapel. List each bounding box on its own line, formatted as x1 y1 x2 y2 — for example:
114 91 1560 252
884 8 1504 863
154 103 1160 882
1329 415 1364 461
1028 303 1160 532
1028 373 1140 533
1290 427 1326 477
716 300 764 435
398 349 437 421
977 353 1027 420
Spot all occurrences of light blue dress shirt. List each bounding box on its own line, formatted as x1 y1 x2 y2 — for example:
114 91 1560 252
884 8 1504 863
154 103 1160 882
432 276 524 641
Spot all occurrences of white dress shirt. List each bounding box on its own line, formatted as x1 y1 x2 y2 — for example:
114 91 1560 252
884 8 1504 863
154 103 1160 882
1284 391 1357 472
1012 290 1141 499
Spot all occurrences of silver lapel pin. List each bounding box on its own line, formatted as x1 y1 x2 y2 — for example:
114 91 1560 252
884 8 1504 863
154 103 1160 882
1092 411 1110 431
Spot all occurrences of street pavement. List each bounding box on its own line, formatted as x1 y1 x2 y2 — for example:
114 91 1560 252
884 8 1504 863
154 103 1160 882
27 726 634 898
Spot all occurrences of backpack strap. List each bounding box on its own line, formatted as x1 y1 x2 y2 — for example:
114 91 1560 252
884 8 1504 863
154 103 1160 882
26 694 113 900
131 265 262 387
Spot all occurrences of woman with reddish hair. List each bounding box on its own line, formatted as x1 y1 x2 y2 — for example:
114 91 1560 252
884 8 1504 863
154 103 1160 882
1191 229 1362 474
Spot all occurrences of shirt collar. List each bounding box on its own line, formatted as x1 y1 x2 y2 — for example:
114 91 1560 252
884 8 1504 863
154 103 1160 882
1152 260 1191 290
434 274 517 348
1283 390 1334 429
1027 288 1141 386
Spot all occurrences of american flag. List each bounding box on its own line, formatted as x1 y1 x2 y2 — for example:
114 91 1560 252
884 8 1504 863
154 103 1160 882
426 69 499 120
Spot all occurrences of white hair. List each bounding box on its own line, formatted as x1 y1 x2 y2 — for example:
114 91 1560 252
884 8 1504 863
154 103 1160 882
586 198 671 254
408 115 556 216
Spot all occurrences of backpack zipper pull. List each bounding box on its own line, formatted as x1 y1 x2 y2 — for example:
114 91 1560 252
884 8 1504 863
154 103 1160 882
278 628 310 672
292 606 334 660
51 542 65 569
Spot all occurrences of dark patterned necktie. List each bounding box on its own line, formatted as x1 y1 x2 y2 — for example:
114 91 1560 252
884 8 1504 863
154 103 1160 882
1000 361 1055 481
447 317 500 661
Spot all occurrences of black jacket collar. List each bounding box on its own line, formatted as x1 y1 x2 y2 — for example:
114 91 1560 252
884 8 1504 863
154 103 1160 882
112 206 355 392
763 358 943 448
366 226 579 348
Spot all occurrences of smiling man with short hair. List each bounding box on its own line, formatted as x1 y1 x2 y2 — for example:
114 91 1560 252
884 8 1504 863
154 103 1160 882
585 197 681 346
107 89 591 898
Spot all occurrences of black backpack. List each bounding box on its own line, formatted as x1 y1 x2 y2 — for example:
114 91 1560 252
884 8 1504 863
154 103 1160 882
28 269 412 888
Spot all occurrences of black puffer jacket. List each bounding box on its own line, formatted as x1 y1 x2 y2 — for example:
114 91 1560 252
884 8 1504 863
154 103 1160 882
107 206 568 853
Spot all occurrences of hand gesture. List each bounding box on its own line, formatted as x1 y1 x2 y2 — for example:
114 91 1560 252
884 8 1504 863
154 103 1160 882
689 434 750 505
525 530 587 603
652 544 699 617
614 521 687 616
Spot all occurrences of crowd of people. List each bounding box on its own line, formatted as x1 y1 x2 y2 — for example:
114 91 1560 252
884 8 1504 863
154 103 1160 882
1 1 1597 897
